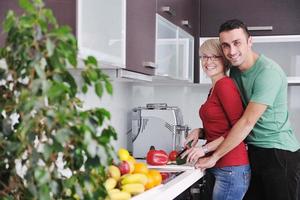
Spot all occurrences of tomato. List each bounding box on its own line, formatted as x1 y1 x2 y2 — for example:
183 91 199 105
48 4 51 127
168 150 178 161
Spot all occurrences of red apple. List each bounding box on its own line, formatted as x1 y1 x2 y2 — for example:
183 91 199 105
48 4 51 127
160 172 170 182
118 161 130 175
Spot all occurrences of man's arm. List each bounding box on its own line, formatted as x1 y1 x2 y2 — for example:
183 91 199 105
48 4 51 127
196 102 267 169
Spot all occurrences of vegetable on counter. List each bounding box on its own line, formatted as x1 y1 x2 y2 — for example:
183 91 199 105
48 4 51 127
146 148 169 166
176 140 193 165
168 150 178 161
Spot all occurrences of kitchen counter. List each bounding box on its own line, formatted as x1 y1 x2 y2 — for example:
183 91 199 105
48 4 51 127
132 169 204 200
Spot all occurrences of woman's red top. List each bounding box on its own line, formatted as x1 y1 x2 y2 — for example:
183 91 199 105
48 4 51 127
199 77 249 167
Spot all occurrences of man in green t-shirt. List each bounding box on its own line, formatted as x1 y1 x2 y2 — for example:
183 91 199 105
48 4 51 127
196 19 300 200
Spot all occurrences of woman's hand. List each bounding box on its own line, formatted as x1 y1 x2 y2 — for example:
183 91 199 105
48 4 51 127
195 154 218 170
184 128 202 147
181 147 206 163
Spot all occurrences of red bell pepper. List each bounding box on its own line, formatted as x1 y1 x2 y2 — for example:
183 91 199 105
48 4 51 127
146 149 169 165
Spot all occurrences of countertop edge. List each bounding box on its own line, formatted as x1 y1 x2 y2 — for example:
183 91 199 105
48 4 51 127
132 169 204 200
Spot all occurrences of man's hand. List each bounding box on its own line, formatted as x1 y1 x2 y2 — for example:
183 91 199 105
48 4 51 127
195 155 219 170
184 128 202 147
181 147 205 163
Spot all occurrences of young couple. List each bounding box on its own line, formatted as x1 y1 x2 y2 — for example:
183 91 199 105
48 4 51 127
182 19 300 200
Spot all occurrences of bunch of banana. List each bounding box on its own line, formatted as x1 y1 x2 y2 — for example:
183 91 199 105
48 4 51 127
120 173 148 195
104 165 149 199
104 177 131 200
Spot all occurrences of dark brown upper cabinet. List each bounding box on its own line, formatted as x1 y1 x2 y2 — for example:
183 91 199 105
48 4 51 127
45 0 76 36
157 0 178 26
126 0 156 75
157 0 197 36
200 0 300 37
0 0 76 46
176 0 197 36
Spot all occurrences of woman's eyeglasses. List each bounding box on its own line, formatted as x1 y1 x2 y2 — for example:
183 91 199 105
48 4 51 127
200 55 222 62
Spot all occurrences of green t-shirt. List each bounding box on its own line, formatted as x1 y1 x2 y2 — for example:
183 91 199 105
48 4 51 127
230 54 300 151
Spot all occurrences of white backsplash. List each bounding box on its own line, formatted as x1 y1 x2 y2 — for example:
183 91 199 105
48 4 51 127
78 77 300 150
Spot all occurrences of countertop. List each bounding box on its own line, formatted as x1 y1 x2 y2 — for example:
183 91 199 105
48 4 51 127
131 169 204 200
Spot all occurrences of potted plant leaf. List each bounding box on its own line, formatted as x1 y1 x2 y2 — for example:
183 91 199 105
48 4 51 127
0 0 117 199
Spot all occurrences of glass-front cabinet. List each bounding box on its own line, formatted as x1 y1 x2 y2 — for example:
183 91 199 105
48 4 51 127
156 15 178 78
77 0 126 67
156 15 194 82
178 28 194 82
252 36 300 84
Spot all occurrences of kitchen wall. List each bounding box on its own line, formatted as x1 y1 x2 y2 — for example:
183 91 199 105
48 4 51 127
76 75 300 150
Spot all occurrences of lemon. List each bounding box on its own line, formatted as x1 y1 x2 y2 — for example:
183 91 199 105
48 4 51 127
118 148 130 161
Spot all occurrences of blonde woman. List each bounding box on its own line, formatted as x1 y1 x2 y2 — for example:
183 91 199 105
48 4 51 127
183 39 250 200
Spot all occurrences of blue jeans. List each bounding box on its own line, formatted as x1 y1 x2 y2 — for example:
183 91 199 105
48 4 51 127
209 164 251 200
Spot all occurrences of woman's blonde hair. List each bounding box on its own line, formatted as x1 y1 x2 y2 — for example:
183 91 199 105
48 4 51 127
199 39 230 71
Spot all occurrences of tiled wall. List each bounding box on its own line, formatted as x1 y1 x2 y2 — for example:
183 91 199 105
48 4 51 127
78 77 300 150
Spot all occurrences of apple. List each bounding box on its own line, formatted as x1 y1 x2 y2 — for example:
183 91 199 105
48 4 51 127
118 161 130 175
108 165 121 181
160 172 170 182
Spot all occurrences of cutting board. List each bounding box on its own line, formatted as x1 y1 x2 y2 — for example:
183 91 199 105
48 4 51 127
147 164 195 172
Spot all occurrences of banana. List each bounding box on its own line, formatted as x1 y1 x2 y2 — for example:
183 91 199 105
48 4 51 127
122 183 145 195
109 191 131 200
104 178 117 190
108 188 121 194
120 174 130 181
121 173 148 185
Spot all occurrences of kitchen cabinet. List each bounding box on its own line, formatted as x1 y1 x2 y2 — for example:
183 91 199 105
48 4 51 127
200 0 300 37
156 15 178 79
0 0 75 46
156 15 194 82
178 28 194 82
78 0 156 75
176 0 197 36
156 0 178 28
252 35 300 84
156 0 199 83
157 0 197 36
78 0 126 69
126 0 156 75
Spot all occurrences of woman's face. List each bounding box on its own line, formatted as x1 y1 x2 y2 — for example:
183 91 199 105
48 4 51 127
200 53 225 79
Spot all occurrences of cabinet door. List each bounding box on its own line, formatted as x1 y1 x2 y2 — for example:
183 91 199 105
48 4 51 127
156 15 178 78
126 0 156 75
178 28 194 82
176 0 196 36
0 0 22 46
45 0 76 36
78 0 125 67
0 0 76 46
200 0 300 37
252 37 300 83
157 0 178 25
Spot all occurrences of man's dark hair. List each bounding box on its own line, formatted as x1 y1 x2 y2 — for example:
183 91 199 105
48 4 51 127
219 19 250 37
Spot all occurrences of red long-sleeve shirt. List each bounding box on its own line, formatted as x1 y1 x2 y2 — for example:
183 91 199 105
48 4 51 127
199 77 249 167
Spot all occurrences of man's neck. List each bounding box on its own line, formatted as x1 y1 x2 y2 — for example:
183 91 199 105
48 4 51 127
239 51 259 72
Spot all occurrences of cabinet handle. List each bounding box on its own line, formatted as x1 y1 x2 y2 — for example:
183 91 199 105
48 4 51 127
161 6 176 16
247 26 273 31
181 20 192 29
143 61 157 69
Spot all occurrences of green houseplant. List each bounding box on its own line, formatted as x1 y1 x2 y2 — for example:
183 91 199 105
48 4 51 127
0 0 117 199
